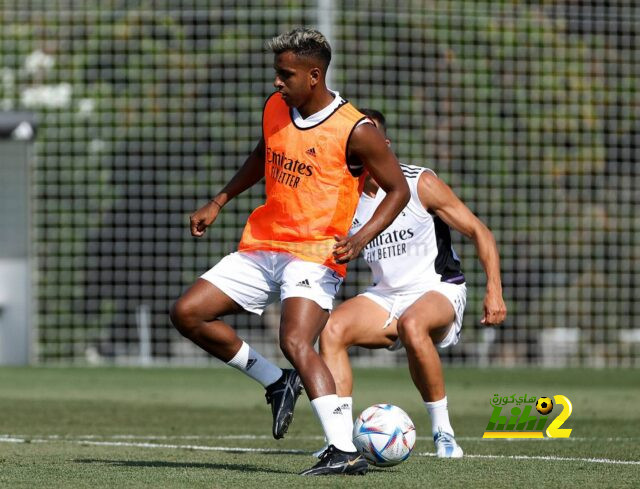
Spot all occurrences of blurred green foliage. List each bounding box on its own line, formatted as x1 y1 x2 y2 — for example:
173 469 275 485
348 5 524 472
0 0 637 364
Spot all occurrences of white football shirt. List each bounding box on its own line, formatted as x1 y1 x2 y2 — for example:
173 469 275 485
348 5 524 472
350 164 465 293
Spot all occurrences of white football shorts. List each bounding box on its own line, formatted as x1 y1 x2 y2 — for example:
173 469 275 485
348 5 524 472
360 282 467 349
200 251 342 314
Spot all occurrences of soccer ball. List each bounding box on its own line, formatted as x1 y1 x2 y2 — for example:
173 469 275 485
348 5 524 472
353 404 416 467
536 396 554 415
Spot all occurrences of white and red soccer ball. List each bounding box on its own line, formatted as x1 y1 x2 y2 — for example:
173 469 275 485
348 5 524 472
353 404 416 467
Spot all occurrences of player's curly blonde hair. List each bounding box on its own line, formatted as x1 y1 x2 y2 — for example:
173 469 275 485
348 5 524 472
268 27 332 69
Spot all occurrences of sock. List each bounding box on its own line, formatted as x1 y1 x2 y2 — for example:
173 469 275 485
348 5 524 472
425 396 454 437
311 394 357 453
338 396 353 437
226 341 282 388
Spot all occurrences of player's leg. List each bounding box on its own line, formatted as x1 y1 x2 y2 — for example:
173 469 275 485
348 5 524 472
278 297 366 475
397 291 452 401
170 279 244 359
279 297 332 398
313 295 396 457
278 259 367 475
171 277 284 386
397 288 464 458
170 252 297 439
320 295 397 397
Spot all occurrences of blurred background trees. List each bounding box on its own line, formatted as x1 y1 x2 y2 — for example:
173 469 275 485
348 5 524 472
0 0 637 365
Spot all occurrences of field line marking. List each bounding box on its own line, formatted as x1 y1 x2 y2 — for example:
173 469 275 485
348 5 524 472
73 440 308 455
0 434 280 441
418 452 640 465
1 435 639 465
0 435 306 455
1 433 638 442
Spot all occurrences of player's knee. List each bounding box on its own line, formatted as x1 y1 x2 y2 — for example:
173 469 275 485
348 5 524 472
279 334 298 359
279 333 311 361
169 298 196 337
397 315 429 349
320 318 347 351
396 315 418 338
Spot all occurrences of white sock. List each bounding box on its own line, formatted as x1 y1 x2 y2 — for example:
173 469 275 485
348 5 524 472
425 396 454 437
226 341 282 388
338 396 353 436
311 395 357 452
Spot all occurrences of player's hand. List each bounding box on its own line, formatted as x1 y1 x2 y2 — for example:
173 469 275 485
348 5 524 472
333 234 366 264
189 200 222 237
481 289 507 325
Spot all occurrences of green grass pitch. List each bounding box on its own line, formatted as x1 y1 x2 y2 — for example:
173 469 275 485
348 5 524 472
0 367 638 488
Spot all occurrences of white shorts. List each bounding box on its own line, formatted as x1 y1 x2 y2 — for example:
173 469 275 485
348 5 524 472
200 251 342 315
360 282 466 349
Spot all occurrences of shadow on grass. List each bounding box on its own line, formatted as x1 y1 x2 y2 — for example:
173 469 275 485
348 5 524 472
74 458 293 474
75 458 395 475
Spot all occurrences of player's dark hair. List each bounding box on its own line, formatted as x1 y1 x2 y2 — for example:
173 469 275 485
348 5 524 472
268 28 332 70
359 108 387 135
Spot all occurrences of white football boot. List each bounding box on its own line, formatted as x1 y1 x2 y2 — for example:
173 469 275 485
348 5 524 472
433 430 463 458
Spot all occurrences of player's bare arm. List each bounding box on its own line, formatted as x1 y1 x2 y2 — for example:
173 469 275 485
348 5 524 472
190 137 265 237
333 123 410 263
417 171 507 325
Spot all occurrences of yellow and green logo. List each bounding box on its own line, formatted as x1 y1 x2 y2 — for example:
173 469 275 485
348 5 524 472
482 394 573 439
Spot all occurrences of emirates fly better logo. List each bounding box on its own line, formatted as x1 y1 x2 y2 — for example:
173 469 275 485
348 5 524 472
266 146 314 189
483 394 573 439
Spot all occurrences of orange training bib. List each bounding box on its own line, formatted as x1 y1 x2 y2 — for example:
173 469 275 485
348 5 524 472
238 92 367 276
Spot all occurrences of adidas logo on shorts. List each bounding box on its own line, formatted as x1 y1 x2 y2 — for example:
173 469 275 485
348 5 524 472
296 279 311 288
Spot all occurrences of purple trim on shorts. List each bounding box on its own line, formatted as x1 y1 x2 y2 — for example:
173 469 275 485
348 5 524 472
443 275 466 285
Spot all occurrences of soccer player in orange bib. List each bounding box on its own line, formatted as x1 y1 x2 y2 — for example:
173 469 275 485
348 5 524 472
170 28 409 476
